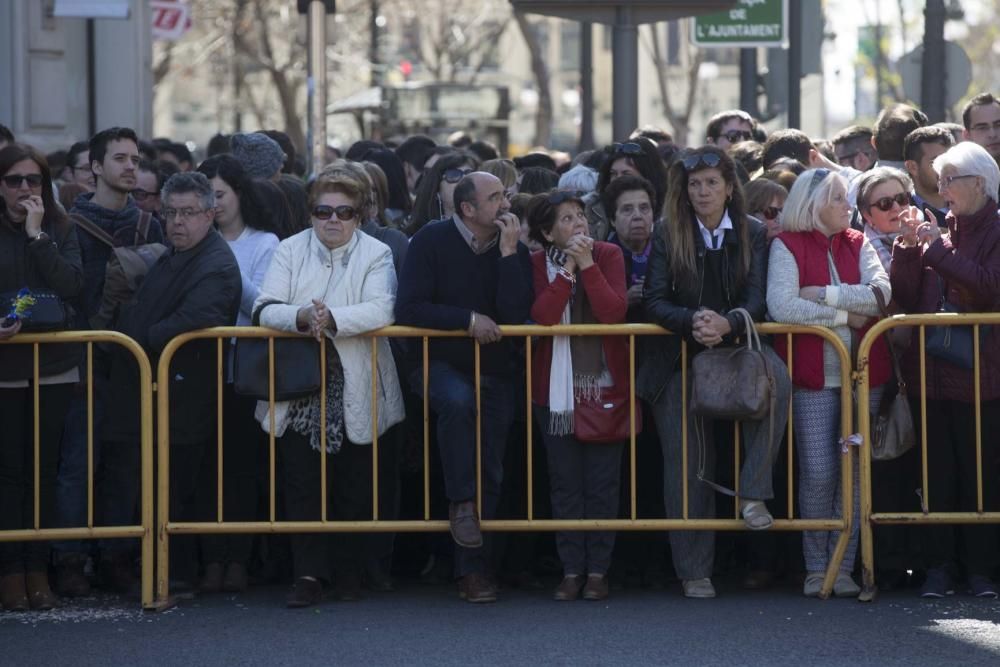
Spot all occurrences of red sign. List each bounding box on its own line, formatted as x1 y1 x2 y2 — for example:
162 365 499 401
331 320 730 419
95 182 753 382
152 0 192 41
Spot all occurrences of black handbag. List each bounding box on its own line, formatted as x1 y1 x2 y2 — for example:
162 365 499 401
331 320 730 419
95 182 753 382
925 277 990 370
0 288 71 332
233 300 323 401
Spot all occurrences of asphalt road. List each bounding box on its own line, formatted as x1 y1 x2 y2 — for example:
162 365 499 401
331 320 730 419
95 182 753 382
3 581 999 666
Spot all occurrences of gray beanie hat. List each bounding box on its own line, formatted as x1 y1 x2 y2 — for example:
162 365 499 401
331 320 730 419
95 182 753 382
231 132 285 178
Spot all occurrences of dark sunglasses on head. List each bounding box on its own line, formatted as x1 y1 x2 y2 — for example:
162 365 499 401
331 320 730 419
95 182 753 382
547 190 584 205
130 188 159 202
442 168 473 184
869 192 909 212
609 142 643 156
3 174 43 188
721 129 753 143
761 206 782 221
312 204 357 221
681 152 722 171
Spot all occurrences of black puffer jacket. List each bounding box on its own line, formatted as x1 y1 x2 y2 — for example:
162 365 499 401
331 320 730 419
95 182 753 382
0 214 84 381
638 214 768 403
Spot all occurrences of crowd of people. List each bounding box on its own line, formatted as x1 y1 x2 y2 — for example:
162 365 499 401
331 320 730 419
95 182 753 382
1 92 999 612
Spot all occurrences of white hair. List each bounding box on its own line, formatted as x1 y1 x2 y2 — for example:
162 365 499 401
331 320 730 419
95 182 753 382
932 141 1000 200
780 168 848 233
557 164 599 193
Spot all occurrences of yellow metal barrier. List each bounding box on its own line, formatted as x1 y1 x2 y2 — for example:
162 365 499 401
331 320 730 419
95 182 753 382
856 312 1000 602
154 323 855 605
0 330 155 608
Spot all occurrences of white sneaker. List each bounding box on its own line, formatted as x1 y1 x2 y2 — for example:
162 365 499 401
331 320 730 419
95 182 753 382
803 572 824 597
682 577 716 599
833 572 860 598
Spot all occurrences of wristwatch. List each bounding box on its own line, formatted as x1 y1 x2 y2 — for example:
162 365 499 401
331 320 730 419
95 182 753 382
817 287 827 306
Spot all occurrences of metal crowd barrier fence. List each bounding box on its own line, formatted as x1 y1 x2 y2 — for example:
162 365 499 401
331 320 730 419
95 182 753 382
856 313 1000 602
153 323 855 606
0 331 155 608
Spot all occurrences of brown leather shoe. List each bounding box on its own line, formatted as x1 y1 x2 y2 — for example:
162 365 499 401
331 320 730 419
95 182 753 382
55 554 91 598
286 577 323 608
1 573 28 612
582 575 609 601
449 501 483 548
200 562 224 594
553 575 583 601
26 572 58 611
458 573 497 603
222 562 248 593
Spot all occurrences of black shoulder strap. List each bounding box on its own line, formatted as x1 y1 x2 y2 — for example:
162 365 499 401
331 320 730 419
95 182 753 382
135 211 153 245
69 212 115 248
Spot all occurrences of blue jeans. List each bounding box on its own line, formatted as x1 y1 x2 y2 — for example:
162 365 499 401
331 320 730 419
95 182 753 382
53 383 105 560
410 361 515 577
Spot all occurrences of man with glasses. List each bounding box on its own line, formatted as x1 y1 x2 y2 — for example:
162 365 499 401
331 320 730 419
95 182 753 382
133 159 178 217
54 127 166 598
101 172 241 596
962 93 1000 166
831 125 877 173
705 109 757 151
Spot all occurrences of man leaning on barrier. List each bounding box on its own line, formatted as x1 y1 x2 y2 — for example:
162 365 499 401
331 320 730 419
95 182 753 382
395 171 533 603
99 172 241 596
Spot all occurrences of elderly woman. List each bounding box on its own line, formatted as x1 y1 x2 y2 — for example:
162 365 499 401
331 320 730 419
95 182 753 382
0 144 82 611
891 142 1000 599
587 139 667 242
855 167 921 271
642 146 791 600
254 166 405 608
767 168 891 598
744 178 788 244
526 190 628 602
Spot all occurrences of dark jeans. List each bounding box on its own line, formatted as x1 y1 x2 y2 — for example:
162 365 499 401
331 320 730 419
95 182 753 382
410 361 515 577
0 384 73 575
199 385 265 567
917 398 1000 576
535 406 623 577
278 429 379 581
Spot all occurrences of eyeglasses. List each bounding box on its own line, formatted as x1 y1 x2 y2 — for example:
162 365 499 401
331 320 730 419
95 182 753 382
162 208 207 221
760 206 782 221
681 152 722 171
131 188 160 202
808 168 831 194
442 168 473 184
720 130 753 144
937 174 978 191
312 204 357 221
868 192 909 212
547 190 584 205
2 174 43 188
609 142 643 156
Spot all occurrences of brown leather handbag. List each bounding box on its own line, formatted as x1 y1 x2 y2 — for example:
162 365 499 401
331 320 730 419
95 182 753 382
870 286 915 461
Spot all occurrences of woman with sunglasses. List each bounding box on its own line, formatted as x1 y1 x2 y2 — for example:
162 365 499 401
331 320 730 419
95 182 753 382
191 155 282 595
642 146 791 600
890 142 1000 599
0 144 83 611
406 152 480 237
526 190 628 602
744 178 787 244
253 165 405 608
587 139 667 242
766 168 890 598
854 167 921 271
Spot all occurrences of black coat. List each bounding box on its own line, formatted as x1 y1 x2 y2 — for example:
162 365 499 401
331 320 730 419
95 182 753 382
638 214 768 403
0 214 84 381
105 230 241 444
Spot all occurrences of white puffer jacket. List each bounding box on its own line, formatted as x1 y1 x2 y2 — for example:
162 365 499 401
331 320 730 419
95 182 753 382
253 228 404 443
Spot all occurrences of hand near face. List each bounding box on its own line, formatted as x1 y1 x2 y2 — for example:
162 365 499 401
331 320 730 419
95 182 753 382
494 212 520 257
21 195 44 237
563 234 594 270
897 206 924 247
916 220 942 245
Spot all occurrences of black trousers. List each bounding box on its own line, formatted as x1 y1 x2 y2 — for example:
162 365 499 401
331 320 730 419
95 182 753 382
0 384 72 575
917 397 1000 576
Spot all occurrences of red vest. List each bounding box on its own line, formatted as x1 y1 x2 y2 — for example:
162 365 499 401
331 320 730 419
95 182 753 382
774 229 890 390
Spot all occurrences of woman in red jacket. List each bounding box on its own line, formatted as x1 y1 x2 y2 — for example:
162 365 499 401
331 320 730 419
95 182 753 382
526 190 629 603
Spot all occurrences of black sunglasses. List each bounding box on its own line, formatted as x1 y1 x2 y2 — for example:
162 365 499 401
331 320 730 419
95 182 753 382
547 190 584 205
312 204 357 221
442 168 473 184
721 129 753 143
609 142 643 156
760 206 782 221
681 152 722 171
3 174 43 188
869 192 909 212
131 188 159 202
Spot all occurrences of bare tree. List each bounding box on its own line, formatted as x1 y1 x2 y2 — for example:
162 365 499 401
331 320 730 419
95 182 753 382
513 11 552 147
408 0 511 83
645 20 703 145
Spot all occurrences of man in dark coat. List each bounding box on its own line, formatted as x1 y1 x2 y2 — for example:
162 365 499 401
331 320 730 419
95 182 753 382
98 172 241 594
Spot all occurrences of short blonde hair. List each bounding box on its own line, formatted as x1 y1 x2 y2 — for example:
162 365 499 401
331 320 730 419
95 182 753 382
780 168 848 233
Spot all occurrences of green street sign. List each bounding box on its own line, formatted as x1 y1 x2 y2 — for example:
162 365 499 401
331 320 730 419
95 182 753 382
692 0 787 48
